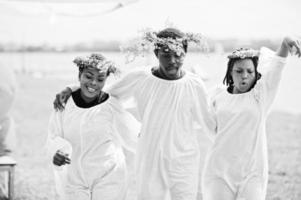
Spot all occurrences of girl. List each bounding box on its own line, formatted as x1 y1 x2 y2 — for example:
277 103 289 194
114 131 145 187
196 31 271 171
47 53 139 200
202 36 301 200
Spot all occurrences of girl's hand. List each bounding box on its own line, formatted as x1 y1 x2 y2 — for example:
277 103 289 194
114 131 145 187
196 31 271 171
53 150 71 166
53 87 72 111
283 36 301 57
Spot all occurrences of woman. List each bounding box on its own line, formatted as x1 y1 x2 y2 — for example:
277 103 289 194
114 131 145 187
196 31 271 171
202 36 301 200
47 53 139 200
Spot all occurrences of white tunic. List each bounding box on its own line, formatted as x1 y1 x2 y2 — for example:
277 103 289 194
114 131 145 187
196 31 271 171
108 68 215 199
47 95 139 200
0 63 17 152
202 47 287 196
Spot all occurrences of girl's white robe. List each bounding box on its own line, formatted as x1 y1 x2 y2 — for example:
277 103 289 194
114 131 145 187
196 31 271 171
107 69 215 199
202 47 287 198
47 95 139 200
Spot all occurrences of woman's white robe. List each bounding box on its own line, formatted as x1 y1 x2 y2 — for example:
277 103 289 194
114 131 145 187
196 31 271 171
202 47 286 200
47 95 139 200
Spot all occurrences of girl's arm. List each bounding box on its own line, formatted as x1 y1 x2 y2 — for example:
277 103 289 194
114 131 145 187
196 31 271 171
276 36 301 58
46 111 71 166
259 36 301 112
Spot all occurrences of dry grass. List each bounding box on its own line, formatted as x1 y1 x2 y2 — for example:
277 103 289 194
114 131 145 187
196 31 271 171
266 112 301 200
8 74 301 200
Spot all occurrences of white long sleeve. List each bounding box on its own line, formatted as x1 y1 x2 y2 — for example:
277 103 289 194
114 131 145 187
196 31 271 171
190 77 216 140
46 111 72 160
106 70 147 101
256 47 287 112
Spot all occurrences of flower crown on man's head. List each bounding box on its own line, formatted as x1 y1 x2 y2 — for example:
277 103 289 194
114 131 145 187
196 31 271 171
228 48 259 59
120 28 208 63
73 53 119 75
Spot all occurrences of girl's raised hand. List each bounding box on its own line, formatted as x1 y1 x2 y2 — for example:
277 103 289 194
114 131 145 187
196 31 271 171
283 36 301 57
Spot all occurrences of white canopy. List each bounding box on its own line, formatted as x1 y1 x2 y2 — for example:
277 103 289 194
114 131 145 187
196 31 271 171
0 0 300 45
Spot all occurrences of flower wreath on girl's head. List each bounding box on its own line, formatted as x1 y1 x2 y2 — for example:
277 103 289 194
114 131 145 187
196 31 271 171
120 28 209 63
73 53 120 75
227 48 260 59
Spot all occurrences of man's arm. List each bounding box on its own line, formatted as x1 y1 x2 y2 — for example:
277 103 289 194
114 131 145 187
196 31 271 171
53 85 79 111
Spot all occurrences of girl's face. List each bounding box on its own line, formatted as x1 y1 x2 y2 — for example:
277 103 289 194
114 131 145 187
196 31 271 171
231 59 256 94
79 67 107 102
156 47 185 79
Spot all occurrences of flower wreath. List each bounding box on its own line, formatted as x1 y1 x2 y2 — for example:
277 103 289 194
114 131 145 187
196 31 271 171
228 48 259 59
73 53 119 75
120 28 208 63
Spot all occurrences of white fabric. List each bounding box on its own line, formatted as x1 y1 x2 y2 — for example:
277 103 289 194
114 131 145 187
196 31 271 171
0 64 17 198
0 64 17 119
107 68 215 200
202 47 287 200
0 63 17 153
202 176 265 200
47 95 139 200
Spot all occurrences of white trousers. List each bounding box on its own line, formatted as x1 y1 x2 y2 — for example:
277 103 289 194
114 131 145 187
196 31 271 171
65 161 128 200
202 176 265 200
137 154 200 200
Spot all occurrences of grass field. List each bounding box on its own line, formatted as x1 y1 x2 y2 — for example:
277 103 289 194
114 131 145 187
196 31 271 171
8 74 301 200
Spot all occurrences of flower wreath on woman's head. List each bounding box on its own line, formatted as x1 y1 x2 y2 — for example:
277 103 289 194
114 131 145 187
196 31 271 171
227 48 260 59
73 53 120 75
120 28 209 63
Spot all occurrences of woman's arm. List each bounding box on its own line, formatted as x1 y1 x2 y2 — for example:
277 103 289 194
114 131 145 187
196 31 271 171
46 111 71 166
259 36 301 112
276 36 301 58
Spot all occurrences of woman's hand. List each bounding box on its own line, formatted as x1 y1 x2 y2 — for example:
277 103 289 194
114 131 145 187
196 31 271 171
53 87 72 111
53 150 71 166
278 36 301 58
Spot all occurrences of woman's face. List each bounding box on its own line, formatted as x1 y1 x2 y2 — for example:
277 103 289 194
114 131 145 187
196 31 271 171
156 47 185 79
231 59 256 94
79 67 107 101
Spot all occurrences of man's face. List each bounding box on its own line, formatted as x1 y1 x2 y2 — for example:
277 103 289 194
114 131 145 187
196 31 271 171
156 47 185 80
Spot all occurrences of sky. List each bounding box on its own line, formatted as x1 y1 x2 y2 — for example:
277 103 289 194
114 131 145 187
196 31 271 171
0 0 300 46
